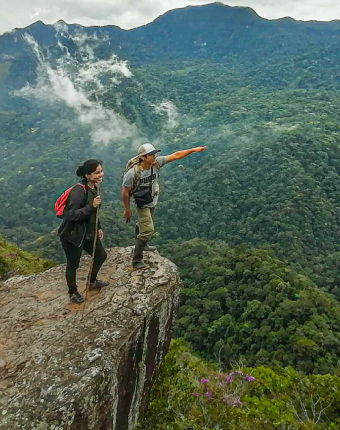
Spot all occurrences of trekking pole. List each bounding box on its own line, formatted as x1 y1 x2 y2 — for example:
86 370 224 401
81 183 101 321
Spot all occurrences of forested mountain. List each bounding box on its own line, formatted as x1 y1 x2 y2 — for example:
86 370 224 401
163 239 340 374
2 2 340 273
3 3 340 424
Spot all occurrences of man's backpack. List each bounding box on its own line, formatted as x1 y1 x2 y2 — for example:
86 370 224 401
54 183 86 218
123 157 142 194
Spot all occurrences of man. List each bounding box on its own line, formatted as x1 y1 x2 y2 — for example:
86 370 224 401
122 143 207 269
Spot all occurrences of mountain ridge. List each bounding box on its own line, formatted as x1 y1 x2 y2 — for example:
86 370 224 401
4 1 340 38
1 2 339 69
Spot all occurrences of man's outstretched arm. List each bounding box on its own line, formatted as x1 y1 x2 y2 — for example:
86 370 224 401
165 146 207 163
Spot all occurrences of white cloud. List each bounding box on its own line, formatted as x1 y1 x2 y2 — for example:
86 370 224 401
14 31 139 146
1 1 340 35
154 101 179 129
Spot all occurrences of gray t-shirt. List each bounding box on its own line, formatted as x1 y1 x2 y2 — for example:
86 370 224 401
122 156 167 208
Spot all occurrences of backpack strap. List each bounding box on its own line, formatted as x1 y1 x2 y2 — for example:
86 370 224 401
131 165 142 195
74 182 87 199
150 166 154 190
76 183 87 191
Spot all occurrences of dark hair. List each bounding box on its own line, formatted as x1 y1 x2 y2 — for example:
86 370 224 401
76 159 102 178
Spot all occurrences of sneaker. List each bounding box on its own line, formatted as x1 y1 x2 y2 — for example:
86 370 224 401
70 291 84 304
132 261 150 270
144 244 157 251
89 279 109 290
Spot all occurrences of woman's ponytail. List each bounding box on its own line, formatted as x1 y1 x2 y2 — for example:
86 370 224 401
76 165 85 177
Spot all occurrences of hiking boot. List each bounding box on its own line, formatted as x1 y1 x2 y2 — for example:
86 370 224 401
89 279 109 290
133 238 148 266
144 244 157 251
132 261 150 270
70 291 84 304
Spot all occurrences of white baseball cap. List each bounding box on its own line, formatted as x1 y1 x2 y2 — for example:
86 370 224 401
137 143 161 156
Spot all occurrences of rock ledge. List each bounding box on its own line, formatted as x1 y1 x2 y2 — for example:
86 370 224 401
0 247 181 430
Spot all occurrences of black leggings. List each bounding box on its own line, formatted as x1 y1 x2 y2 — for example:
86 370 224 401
61 237 107 294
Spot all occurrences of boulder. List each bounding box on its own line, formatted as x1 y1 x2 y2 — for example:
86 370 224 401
0 247 181 429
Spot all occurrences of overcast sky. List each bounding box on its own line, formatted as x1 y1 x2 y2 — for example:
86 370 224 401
1 0 340 36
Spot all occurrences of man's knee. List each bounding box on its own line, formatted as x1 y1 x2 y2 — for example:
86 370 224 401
137 225 154 241
136 208 154 241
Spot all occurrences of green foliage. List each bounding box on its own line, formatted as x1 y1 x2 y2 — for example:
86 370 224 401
136 339 340 429
162 239 340 374
0 234 55 279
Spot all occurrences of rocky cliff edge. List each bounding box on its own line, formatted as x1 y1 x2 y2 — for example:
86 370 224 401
0 247 181 430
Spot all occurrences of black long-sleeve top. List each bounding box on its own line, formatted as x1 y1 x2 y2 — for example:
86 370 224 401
58 181 101 247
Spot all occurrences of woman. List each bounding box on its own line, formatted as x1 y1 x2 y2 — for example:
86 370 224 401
58 159 108 304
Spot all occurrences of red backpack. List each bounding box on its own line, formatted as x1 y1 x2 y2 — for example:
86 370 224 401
54 183 86 218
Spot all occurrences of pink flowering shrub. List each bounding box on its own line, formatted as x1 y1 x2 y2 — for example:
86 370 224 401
136 339 340 430
187 368 257 426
